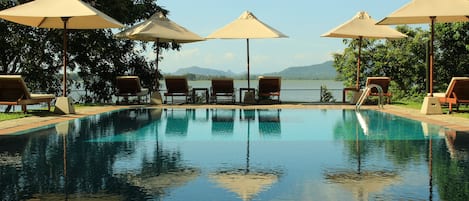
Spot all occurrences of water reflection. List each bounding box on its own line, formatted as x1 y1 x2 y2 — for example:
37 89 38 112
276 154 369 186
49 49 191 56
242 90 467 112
211 109 235 135
0 134 30 168
3 109 469 200
326 112 400 200
210 109 282 201
164 109 191 137
444 130 469 161
258 109 281 138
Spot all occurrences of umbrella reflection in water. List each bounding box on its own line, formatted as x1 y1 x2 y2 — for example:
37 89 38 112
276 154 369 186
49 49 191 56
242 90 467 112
325 111 400 201
113 108 199 198
34 122 125 200
210 109 282 201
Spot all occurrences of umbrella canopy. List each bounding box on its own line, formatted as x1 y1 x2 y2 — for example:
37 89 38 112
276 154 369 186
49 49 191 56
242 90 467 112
322 11 406 89
207 11 287 88
377 0 469 95
115 12 204 43
0 0 123 97
114 12 204 90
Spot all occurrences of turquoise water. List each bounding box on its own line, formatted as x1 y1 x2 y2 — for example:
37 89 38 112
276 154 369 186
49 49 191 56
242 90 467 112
1 108 469 200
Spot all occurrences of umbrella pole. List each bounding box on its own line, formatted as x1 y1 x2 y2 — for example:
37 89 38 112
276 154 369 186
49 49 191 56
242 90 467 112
54 17 75 114
429 17 435 97
247 39 250 89
62 17 70 97
155 38 160 91
356 36 362 90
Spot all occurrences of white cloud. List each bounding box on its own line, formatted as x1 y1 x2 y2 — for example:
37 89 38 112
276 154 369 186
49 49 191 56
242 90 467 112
222 52 235 61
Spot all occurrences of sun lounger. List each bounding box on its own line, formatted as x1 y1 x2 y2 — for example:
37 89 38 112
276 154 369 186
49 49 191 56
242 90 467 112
210 78 235 103
434 77 469 113
0 75 55 113
164 76 191 104
258 76 281 103
366 77 392 103
115 76 149 104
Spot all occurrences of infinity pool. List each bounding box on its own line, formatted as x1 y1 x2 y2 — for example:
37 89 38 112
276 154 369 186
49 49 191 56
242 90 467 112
1 108 468 200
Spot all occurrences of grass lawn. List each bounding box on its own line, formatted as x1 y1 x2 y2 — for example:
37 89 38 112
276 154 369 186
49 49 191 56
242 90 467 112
0 112 31 122
394 100 469 118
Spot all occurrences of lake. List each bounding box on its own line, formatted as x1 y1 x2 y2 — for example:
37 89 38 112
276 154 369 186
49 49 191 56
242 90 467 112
170 79 344 103
0 80 344 112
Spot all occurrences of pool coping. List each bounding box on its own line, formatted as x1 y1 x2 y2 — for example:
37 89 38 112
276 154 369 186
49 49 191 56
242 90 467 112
1 104 468 135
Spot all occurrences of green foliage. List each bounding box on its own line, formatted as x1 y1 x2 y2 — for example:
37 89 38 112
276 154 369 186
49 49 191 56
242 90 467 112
0 1 61 94
0 0 179 103
320 85 336 102
434 22 469 91
333 23 469 100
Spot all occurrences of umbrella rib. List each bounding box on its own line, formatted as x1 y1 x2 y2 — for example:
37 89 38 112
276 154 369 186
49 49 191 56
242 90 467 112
37 17 47 27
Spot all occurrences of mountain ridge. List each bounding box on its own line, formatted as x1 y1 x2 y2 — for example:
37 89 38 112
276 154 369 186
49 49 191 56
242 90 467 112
168 60 336 80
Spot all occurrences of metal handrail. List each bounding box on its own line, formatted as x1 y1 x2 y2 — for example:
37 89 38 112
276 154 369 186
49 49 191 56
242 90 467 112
355 84 383 110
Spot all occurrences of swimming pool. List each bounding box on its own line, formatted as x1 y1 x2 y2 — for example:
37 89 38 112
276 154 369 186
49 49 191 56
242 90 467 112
1 108 468 200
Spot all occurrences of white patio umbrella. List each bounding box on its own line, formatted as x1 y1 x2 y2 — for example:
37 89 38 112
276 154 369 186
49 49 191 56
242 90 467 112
0 0 123 97
207 11 288 89
114 12 204 92
377 0 469 96
0 0 123 114
322 11 406 89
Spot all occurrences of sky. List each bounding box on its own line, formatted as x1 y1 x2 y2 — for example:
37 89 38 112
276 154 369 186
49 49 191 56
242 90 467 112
150 0 411 74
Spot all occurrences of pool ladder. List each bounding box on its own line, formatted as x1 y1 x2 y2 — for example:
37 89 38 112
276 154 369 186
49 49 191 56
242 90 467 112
355 84 384 111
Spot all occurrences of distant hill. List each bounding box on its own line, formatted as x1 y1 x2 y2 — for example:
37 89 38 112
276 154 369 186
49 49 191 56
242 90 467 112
266 61 336 79
172 66 237 77
166 61 337 80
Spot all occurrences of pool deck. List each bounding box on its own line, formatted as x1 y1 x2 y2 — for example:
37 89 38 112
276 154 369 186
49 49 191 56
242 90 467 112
1 103 469 135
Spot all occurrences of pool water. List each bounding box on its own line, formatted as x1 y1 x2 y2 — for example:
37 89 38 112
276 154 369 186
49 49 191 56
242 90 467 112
1 108 469 200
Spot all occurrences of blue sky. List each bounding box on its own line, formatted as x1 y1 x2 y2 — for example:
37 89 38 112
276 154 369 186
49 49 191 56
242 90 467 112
153 0 410 74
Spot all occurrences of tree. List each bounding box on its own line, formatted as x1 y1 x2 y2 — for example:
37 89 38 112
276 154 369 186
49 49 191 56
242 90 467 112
0 0 181 105
434 22 469 92
332 25 429 100
0 1 61 94
332 23 469 101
